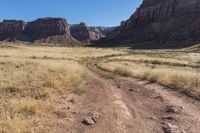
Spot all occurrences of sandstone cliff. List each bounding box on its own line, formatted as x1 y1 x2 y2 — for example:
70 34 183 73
70 22 105 43
102 0 200 48
0 18 80 45
0 20 26 41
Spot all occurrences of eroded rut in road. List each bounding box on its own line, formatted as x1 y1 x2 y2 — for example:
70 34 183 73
64 58 200 133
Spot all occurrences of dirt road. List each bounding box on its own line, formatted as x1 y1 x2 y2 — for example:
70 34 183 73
64 60 200 133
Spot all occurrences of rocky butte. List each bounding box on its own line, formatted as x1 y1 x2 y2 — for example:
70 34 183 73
70 22 98 43
100 0 200 48
24 18 80 45
0 18 114 46
0 20 26 41
70 22 114 43
0 18 80 45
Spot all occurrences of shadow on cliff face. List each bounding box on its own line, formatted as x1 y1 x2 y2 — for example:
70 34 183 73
92 37 200 49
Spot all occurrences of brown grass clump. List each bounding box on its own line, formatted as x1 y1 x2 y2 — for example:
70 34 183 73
113 67 132 77
18 99 40 116
73 84 87 95
0 118 30 133
54 110 68 118
0 99 36 133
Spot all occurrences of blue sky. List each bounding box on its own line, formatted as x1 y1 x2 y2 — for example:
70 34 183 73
0 0 143 26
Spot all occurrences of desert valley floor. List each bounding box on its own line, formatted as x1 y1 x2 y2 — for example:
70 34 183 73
0 43 200 133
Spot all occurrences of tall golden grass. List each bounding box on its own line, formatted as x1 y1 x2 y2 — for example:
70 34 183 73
1 43 199 132
0 59 87 133
0 43 125 133
99 61 200 97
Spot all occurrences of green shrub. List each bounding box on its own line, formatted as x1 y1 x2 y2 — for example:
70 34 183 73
151 60 162 65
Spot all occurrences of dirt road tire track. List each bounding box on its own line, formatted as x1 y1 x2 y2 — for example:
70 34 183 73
66 58 200 133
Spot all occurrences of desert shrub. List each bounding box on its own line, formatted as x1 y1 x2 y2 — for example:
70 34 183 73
147 73 158 83
32 88 51 99
73 84 87 95
31 56 37 59
104 73 116 79
2 87 19 93
54 110 68 118
151 60 162 65
196 61 200 64
18 99 40 116
113 67 132 77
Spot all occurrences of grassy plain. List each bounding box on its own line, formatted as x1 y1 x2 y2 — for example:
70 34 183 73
0 42 200 132
0 43 125 133
98 49 200 98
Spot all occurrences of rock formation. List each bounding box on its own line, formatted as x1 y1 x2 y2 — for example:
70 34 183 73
0 18 80 45
0 20 26 41
90 26 118 36
70 22 105 43
0 18 116 45
101 0 200 48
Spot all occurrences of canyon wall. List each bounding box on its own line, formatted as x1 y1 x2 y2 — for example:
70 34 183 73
70 22 113 43
0 18 112 45
102 0 200 48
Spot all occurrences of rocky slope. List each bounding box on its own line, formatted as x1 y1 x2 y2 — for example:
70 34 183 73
91 26 118 36
70 22 106 43
0 18 80 45
101 0 200 48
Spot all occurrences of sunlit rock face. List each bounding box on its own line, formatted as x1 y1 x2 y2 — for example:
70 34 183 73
70 22 106 43
0 18 80 45
24 18 80 45
102 0 200 48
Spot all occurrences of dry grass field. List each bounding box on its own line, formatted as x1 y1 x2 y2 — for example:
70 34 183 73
0 43 200 132
0 43 125 133
97 50 200 98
